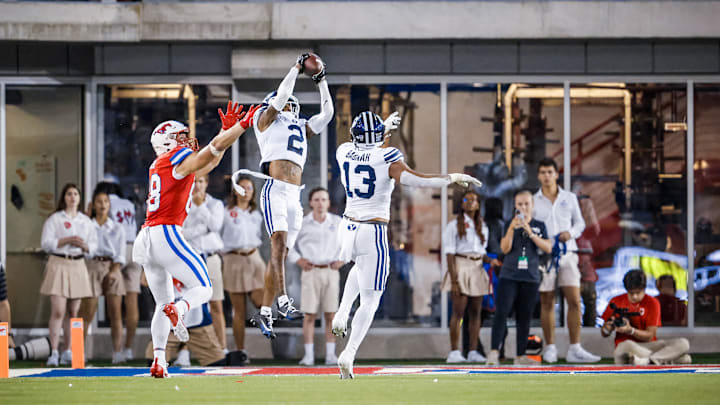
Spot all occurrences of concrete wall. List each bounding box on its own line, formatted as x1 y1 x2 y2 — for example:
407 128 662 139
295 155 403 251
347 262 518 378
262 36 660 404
1 1 720 42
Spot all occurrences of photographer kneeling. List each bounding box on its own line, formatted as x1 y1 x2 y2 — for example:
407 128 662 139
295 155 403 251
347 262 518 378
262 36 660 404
601 269 691 365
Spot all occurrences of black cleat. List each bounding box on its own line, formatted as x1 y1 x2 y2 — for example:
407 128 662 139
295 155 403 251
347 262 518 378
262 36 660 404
277 298 304 321
250 312 277 339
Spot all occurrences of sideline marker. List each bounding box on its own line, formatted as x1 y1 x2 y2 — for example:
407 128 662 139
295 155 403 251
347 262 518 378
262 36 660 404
70 318 84 369
0 322 8 378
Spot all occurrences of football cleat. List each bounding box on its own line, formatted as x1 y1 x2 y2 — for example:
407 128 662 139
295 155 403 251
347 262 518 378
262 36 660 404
277 298 304 321
338 351 354 380
331 312 348 338
162 303 189 343
251 311 277 339
150 357 170 378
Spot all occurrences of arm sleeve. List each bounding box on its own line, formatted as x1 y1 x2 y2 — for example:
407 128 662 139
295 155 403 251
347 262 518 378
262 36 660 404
271 67 300 112
307 80 334 134
114 227 127 266
41 215 59 253
207 199 225 233
569 195 586 239
443 222 458 255
399 171 451 188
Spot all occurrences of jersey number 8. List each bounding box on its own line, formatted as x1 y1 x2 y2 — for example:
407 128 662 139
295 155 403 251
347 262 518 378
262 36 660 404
343 162 376 199
148 173 161 212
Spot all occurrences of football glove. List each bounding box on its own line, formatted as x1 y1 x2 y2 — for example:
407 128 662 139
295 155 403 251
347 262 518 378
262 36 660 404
296 53 311 74
448 173 483 188
383 111 401 135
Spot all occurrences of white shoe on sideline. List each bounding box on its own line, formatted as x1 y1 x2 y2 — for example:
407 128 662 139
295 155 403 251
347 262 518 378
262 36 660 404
332 312 349 338
112 351 126 365
632 354 650 366
467 350 486 363
338 351 354 380
123 348 134 361
566 345 601 363
299 355 314 366
59 350 73 365
543 344 558 363
446 350 467 363
47 350 59 367
325 353 338 365
486 350 500 365
174 349 191 367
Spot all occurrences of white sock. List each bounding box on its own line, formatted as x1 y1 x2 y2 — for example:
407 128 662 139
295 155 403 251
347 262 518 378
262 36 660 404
326 342 336 357
343 289 383 359
151 305 171 357
260 306 272 317
547 344 557 350
154 349 166 365
278 295 289 308
337 265 360 316
304 343 314 358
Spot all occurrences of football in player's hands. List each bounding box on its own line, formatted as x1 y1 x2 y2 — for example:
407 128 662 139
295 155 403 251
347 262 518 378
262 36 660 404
301 53 325 77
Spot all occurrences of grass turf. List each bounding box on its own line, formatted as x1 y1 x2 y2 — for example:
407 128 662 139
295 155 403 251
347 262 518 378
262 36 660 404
2 374 719 405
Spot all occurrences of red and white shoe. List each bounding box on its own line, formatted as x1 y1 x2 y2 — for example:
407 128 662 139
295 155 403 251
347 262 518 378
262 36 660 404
150 358 170 378
163 303 189 342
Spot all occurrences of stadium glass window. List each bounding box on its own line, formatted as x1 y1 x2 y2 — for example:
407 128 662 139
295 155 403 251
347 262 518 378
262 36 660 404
570 83 689 328
329 84 442 327
4 85 84 328
693 83 720 326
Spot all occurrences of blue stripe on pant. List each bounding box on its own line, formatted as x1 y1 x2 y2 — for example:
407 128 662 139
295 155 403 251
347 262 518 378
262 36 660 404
170 225 210 287
162 225 207 287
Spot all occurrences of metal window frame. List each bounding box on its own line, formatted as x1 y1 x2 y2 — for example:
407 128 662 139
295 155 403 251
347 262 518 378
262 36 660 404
0 73 717 332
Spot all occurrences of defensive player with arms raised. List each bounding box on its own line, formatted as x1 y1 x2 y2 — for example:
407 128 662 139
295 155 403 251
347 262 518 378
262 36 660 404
133 102 258 378
333 111 482 379
242 53 334 338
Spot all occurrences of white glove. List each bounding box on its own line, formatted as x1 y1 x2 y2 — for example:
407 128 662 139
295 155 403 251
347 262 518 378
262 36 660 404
230 170 247 197
383 111 401 135
448 173 483 188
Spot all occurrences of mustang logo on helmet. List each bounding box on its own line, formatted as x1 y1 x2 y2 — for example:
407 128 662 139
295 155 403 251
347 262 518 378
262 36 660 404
150 120 197 156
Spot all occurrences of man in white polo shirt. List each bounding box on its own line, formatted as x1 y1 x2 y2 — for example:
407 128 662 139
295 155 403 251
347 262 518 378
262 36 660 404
288 187 344 366
533 158 600 363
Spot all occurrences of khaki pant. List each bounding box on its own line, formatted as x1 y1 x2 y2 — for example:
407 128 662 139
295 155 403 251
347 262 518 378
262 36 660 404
613 338 690 365
301 267 340 314
145 325 225 366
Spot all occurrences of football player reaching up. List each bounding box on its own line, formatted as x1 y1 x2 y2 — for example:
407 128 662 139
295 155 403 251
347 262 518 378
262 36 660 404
332 111 482 379
133 102 259 378
237 53 334 339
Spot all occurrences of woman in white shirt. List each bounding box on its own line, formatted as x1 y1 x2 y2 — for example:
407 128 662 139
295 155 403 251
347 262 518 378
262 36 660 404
40 183 97 366
221 175 265 355
79 189 127 364
442 191 491 364
183 174 227 352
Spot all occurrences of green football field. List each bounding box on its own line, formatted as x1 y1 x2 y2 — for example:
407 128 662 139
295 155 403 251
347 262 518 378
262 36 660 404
2 374 720 405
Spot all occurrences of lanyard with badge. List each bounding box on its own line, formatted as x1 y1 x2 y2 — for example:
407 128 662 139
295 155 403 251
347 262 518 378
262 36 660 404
517 211 529 270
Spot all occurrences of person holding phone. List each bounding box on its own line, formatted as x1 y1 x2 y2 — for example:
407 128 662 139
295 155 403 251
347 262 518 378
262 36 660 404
487 189 552 365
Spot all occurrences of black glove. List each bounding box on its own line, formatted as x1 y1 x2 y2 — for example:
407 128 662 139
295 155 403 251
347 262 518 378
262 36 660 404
296 53 310 74
312 65 326 84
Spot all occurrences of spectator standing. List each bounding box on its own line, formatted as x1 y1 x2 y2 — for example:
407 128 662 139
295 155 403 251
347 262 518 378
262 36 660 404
221 176 265 357
601 270 690 365
79 189 127 363
443 190 491 363
487 190 552 365
183 174 227 352
533 158 600 363
40 183 97 366
290 188 344 366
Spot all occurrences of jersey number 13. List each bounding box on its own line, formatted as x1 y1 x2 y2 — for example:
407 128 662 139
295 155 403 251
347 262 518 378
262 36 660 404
342 162 376 199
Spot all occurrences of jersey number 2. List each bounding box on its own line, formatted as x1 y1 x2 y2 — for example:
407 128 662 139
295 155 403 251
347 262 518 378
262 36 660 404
286 124 304 156
343 162 376 199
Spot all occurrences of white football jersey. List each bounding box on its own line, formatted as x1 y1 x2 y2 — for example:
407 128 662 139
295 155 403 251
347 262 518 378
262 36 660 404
336 142 404 221
253 107 308 170
109 194 137 242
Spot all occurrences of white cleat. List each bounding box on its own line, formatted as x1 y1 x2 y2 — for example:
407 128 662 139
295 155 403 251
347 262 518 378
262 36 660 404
332 312 348 338
566 345 601 363
446 350 468 363
338 351 354 380
542 344 558 364
466 350 487 363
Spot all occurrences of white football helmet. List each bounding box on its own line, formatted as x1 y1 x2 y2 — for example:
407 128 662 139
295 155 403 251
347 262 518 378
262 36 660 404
150 120 196 156
262 91 300 118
